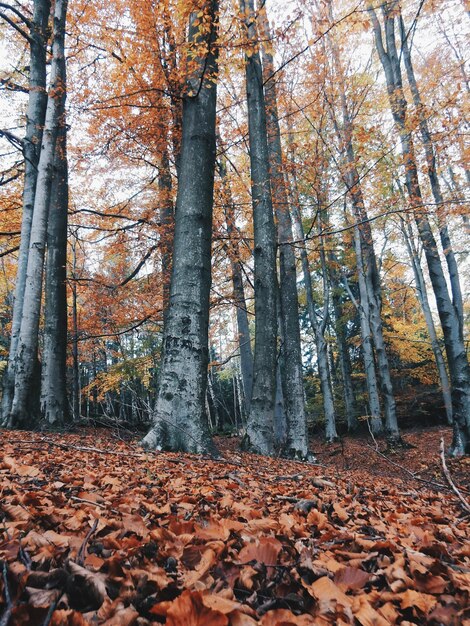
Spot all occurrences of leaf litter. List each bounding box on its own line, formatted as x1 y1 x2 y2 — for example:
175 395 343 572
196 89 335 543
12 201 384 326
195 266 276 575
0 426 469 625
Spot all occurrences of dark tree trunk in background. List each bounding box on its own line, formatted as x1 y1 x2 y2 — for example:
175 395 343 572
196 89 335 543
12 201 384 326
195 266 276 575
142 0 219 454
218 156 254 416
40 120 69 426
1 0 51 424
71 236 80 421
239 0 278 456
330 277 358 431
158 141 174 320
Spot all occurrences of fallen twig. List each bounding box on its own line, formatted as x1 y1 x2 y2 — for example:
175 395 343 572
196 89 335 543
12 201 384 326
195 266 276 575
365 443 451 492
14 438 144 457
440 438 470 514
366 417 379 451
0 561 13 626
70 496 107 509
42 591 63 626
77 519 99 566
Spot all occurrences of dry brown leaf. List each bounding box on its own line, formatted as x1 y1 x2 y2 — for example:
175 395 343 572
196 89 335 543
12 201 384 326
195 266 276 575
165 590 229 626
334 566 372 591
260 608 316 625
400 588 437 614
351 595 389 626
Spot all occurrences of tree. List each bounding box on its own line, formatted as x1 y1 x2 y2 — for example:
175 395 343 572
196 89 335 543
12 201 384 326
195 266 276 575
369 1 470 454
142 0 219 454
217 153 254 417
239 0 278 456
1 0 51 422
6 0 68 428
260 5 309 458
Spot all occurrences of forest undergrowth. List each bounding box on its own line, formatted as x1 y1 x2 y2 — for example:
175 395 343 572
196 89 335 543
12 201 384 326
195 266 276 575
0 426 469 625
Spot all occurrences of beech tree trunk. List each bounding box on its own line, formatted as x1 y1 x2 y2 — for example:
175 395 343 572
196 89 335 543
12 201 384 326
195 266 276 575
1 0 51 423
239 0 278 456
260 6 309 458
369 2 470 454
40 19 69 427
330 279 358 431
218 156 254 415
352 225 383 433
7 0 68 428
289 175 338 442
71 236 80 420
325 13 399 442
142 0 218 454
399 13 464 333
400 214 453 425
158 141 174 319
40 118 69 426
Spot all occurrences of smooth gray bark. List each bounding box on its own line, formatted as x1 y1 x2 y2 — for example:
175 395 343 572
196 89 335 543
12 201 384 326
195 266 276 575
1 0 51 423
330 278 358 431
370 3 470 454
142 0 218 454
218 156 254 415
8 0 68 428
158 142 174 319
399 13 464 333
260 7 309 458
40 118 69 426
352 225 383 433
239 0 278 455
325 16 399 441
71 236 80 420
400 214 453 424
289 176 338 442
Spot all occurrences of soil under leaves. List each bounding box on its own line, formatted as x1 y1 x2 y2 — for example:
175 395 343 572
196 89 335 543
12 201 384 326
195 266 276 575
0 426 469 625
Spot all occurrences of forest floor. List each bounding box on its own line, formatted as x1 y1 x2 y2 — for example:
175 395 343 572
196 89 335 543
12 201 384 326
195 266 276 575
0 425 469 625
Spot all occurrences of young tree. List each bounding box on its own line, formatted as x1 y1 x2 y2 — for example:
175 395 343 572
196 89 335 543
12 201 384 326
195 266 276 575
142 0 219 454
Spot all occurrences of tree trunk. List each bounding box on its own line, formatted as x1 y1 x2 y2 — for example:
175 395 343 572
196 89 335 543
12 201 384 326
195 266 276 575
399 13 464 332
142 0 219 454
40 35 69 427
71 236 80 421
217 156 254 414
369 3 470 454
400 214 453 424
326 14 399 442
260 6 309 458
158 142 174 320
239 0 278 456
8 0 68 428
352 225 383 433
1 0 51 423
288 162 338 442
329 265 357 431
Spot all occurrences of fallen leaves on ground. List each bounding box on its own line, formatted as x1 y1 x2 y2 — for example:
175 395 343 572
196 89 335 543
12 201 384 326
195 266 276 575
0 426 469 625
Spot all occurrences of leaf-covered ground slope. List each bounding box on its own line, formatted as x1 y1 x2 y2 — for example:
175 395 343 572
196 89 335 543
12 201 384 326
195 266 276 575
0 426 469 625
